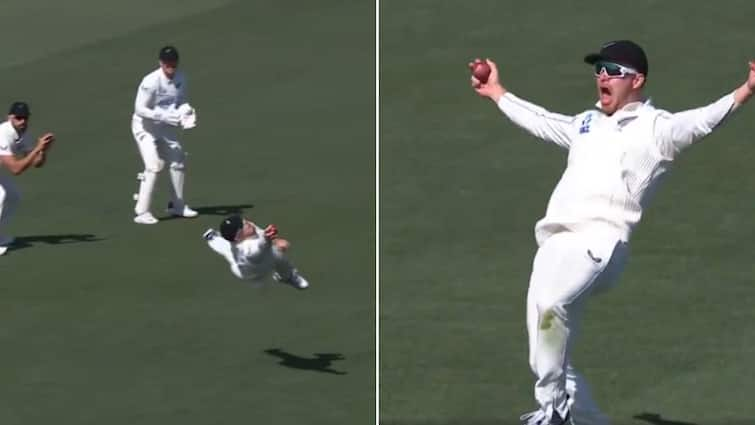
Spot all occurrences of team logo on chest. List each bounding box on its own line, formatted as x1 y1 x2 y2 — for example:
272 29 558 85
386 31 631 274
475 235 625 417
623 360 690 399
579 113 593 134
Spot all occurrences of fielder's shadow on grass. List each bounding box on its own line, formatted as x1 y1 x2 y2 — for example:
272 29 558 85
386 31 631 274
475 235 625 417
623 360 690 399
194 203 255 216
11 234 104 251
264 348 347 375
633 413 699 425
158 203 255 220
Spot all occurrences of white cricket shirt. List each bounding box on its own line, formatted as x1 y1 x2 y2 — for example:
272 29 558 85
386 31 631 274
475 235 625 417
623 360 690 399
497 91 737 245
232 232 276 281
132 68 187 125
0 121 30 171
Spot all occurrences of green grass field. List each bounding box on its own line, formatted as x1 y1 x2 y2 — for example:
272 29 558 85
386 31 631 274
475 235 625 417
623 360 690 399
380 1 755 424
0 1 374 424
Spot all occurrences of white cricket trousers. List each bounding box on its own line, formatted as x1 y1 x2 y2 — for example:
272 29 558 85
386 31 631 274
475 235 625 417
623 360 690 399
526 230 629 424
0 175 21 235
131 118 187 215
206 236 297 283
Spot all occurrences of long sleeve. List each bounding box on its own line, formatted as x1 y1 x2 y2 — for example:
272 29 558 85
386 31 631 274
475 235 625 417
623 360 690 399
134 81 163 121
229 264 245 279
653 91 737 158
496 92 576 149
207 236 248 279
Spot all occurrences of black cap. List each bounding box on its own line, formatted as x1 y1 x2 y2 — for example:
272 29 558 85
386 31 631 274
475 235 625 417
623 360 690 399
584 40 648 75
220 214 243 242
158 45 179 62
8 101 30 118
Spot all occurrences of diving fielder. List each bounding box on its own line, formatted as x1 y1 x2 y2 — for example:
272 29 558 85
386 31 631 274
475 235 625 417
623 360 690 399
131 45 198 224
202 214 310 289
470 40 755 425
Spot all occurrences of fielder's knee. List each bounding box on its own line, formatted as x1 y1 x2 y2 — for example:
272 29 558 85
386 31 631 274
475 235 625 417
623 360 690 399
136 170 159 186
144 159 165 173
537 303 567 330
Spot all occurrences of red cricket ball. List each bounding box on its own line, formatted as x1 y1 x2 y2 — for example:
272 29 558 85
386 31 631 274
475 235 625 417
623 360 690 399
472 61 491 84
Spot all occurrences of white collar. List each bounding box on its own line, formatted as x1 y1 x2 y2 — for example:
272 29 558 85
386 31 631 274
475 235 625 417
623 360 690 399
594 97 652 116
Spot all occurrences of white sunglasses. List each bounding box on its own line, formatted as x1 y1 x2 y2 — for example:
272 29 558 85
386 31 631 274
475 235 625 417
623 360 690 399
594 61 639 78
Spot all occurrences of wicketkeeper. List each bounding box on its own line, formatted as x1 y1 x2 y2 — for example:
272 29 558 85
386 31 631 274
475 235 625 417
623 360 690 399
131 45 198 224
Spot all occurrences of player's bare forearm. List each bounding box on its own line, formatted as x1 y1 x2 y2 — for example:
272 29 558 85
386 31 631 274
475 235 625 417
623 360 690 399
32 151 45 168
12 153 37 174
31 140 52 167
486 84 508 103
1 146 45 175
273 238 290 252
734 82 753 106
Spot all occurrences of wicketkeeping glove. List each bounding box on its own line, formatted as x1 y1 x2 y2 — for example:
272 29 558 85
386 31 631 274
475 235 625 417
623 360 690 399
153 110 181 126
177 103 197 129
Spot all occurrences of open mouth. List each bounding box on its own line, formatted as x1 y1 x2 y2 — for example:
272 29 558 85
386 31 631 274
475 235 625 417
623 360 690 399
599 86 612 104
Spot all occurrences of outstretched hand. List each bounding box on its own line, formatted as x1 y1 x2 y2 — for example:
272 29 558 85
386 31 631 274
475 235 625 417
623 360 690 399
36 133 55 151
734 61 755 105
469 58 506 101
264 224 278 240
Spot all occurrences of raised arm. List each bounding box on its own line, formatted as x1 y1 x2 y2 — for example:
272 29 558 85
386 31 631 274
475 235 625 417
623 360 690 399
0 134 53 175
654 61 755 158
204 231 246 279
470 58 575 149
733 61 755 106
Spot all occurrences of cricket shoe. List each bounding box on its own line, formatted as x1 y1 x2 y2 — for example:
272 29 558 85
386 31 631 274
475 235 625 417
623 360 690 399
134 212 159 224
273 270 310 290
0 246 7 256
167 202 198 218
520 409 570 425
